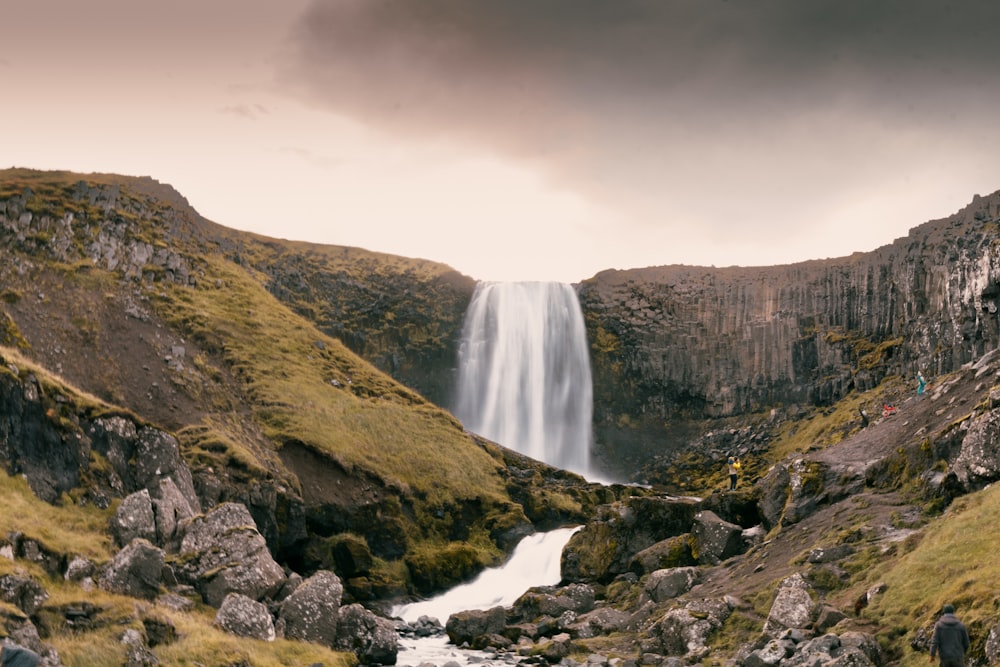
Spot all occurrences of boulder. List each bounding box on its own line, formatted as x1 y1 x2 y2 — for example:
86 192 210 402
952 410 1000 490
99 539 165 601
64 557 95 583
764 574 817 637
642 567 700 604
112 489 157 548
87 419 199 514
566 607 631 639
510 584 595 623
744 637 796 667
629 535 696 575
120 627 158 667
644 598 732 659
446 606 506 647
152 477 196 549
177 503 285 607
562 496 700 583
132 427 200 512
691 510 744 564
0 574 48 615
758 464 791 530
332 535 374 578
334 603 398 665
214 593 275 642
278 570 343 647
985 620 1000 667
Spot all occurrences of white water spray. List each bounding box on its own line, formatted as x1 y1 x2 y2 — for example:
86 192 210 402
452 282 594 477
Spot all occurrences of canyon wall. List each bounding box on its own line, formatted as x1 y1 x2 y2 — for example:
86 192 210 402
577 191 1000 465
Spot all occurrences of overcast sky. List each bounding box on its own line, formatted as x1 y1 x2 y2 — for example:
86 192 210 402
4 1 999 282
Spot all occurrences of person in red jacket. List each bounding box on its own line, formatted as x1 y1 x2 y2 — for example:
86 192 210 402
930 604 970 667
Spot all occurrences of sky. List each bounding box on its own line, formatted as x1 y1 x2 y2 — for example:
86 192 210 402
3 1 999 283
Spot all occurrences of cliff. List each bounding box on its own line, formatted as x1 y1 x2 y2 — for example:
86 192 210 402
577 191 1000 475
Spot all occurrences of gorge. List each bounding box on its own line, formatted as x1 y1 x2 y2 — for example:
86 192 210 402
4 169 1000 666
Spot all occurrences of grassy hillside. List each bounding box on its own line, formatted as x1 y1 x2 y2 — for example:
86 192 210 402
0 169 596 602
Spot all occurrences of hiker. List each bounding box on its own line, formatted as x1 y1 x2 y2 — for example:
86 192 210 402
0 643 41 667
858 406 869 427
727 456 741 490
917 371 927 396
929 603 969 667
882 403 897 418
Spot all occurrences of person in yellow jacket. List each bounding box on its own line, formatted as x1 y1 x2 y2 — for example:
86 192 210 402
727 456 741 490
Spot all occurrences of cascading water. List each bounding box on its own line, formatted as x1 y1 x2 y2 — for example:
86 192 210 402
392 526 581 624
392 526 581 665
452 281 594 478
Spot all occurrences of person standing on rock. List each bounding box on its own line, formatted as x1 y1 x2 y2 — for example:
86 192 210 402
727 456 741 490
918 371 927 396
929 603 969 667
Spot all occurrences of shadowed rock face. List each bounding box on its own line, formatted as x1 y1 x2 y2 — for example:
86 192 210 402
577 191 1000 469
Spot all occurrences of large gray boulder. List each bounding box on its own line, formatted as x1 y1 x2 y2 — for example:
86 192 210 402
764 574 817 637
628 534 696 575
278 570 343 647
177 502 285 607
566 607 631 639
952 410 1000 490
642 598 733 659
214 593 275 642
510 584 595 623
111 489 157 548
445 606 506 647
758 463 792 529
691 510 744 565
98 539 165 601
335 603 398 665
87 418 200 514
642 567 701 604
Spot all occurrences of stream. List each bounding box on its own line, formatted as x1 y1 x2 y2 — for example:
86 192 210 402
392 526 581 666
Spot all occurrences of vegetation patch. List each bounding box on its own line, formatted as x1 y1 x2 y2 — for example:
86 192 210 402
857 484 1000 665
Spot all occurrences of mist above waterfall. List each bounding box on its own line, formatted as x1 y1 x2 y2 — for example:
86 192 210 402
452 281 594 478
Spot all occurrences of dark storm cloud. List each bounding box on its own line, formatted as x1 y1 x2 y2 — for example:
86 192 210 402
278 0 1000 247
282 0 998 126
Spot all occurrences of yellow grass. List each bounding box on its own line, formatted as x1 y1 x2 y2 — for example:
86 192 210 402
159 257 507 506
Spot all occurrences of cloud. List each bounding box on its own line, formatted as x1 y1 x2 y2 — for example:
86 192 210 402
275 0 1000 260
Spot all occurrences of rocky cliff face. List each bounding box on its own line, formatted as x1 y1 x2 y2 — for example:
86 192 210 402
578 191 1000 470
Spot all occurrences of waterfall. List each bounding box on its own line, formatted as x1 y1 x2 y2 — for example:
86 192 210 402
452 282 594 478
392 526 581 624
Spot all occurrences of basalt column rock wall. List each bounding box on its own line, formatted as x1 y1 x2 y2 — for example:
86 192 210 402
578 191 1000 459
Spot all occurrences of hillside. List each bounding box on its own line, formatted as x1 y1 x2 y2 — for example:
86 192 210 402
0 170 614 619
